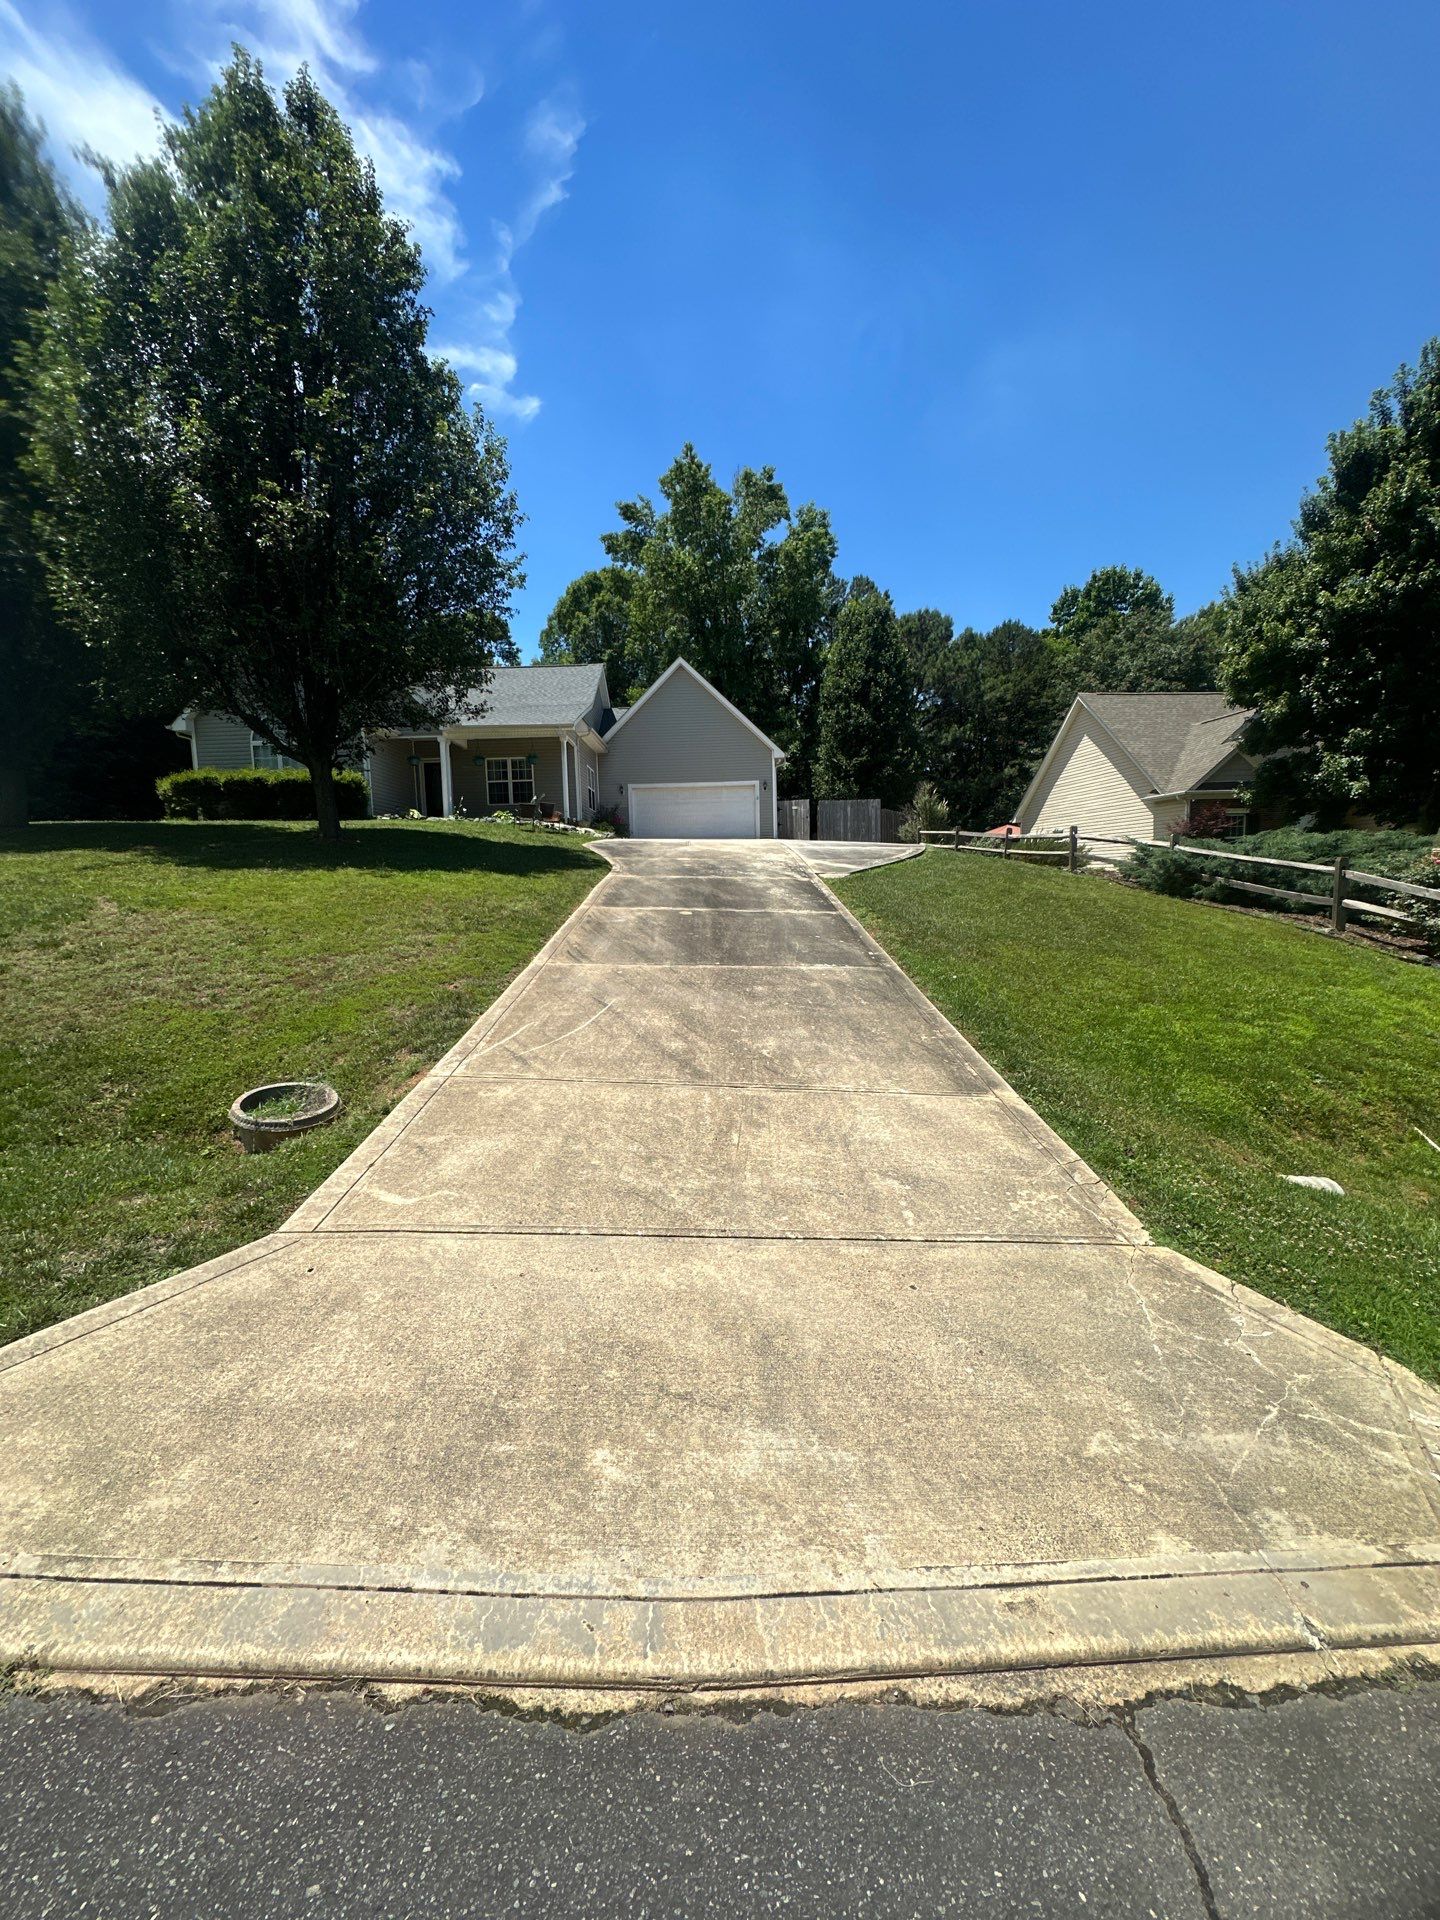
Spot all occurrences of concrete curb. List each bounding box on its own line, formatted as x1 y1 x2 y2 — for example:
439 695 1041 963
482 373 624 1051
2 1555 1436 1691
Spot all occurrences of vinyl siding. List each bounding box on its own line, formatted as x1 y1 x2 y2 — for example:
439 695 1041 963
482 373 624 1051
189 712 303 773
191 712 255 770
368 737 418 815
599 667 776 836
1019 711 1155 847
448 735 564 815
577 740 600 818
1195 749 1254 789
563 736 600 820
1149 796 1190 838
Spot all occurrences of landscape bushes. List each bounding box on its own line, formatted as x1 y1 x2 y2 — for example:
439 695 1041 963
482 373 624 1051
157 767 369 821
1124 827 1440 947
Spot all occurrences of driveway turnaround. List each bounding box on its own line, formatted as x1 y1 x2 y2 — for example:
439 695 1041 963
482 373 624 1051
1 839 1437 1689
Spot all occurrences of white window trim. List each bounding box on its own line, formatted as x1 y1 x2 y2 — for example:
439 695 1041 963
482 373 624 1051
250 733 299 771
485 755 536 807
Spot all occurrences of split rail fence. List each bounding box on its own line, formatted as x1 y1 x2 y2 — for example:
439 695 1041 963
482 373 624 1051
915 827 1440 934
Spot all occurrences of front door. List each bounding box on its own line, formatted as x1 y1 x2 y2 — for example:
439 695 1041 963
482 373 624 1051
422 761 443 816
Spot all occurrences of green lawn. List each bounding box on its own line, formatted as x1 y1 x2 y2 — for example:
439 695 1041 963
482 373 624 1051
0 819 603 1344
838 851 1440 1382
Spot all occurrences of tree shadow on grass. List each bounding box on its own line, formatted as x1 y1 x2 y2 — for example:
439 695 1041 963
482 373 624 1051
2 820 606 879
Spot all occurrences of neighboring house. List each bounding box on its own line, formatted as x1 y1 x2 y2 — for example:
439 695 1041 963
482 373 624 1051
1014 692 1260 848
173 656 785 838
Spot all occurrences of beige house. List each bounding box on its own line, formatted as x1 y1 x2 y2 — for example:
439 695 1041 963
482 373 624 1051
175 656 785 838
1015 692 1259 849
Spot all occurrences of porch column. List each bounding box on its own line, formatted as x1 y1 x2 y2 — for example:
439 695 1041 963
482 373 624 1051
438 732 455 818
560 732 571 821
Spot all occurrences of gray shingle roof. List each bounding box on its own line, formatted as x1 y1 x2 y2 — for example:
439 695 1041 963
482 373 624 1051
457 663 605 728
1081 692 1255 793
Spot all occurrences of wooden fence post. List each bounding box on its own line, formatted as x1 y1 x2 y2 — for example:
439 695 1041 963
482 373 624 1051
953 824 959 851
1331 854 1348 933
1002 829 1010 858
1068 824 1078 872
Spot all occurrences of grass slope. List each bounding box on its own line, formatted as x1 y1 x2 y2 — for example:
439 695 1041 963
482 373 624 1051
0 820 603 1343
839 852 1440 1381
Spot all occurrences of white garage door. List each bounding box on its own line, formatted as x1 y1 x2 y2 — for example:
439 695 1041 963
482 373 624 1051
629 781 759 839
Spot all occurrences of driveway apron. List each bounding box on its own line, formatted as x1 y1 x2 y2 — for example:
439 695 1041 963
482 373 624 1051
1 840 1437 1688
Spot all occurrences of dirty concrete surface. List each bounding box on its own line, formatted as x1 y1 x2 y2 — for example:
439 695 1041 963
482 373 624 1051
0 839 1437 1688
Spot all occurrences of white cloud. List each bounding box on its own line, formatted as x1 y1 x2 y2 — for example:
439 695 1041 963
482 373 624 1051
3 0 581 420
212 0 376 78
350 106 466 281
513 95 583 246
0 1 166 197
472 381 542 425
429 92 585 426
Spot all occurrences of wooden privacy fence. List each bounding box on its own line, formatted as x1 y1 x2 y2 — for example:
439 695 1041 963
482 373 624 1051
917 826 1440 935
816 798 902 843
777 797 812 840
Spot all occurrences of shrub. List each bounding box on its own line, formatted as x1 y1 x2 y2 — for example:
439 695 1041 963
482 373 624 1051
1125 826 1440 946
899 781 950 842
1172 798 1241 840
1123 844 1208 897
1392 846 1440 951
157 767 369 820
589 803 628 838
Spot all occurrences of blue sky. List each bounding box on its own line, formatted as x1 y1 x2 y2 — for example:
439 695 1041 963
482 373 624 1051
4 1 1439 654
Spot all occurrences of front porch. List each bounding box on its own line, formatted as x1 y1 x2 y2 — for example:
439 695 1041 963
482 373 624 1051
367 727 602 824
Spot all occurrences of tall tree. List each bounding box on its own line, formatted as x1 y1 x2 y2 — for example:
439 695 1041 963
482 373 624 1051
1050 564 1172 638
0 87 85 828
814 581 917 806
538 566 633 701
899 605 963 803
899 607 1066 825
30 52 521 841
1221 341 1440 829
546 444 840 789
1049 565 1217 693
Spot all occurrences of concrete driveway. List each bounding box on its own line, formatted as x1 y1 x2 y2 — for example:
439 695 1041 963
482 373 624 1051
1 839 1437 1690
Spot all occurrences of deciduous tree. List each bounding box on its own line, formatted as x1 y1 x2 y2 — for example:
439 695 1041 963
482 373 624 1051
1221 342 1440 829
30 53 521 841
0 86 84 828
538 567 633 702
545 444 840 789
1049 565 1217 695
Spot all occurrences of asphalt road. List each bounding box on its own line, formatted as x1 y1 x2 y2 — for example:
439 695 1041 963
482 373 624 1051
2 1677 1437 1918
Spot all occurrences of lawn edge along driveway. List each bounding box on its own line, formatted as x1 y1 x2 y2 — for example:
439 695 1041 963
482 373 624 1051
837 848 1440 1385
0 819 603 1346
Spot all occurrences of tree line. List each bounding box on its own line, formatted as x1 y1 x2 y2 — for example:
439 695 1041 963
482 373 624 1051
543 350 1440 831
2 55 1436 839
540 457 1228 823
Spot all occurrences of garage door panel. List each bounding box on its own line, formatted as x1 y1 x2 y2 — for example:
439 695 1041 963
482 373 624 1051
631 782 759 839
